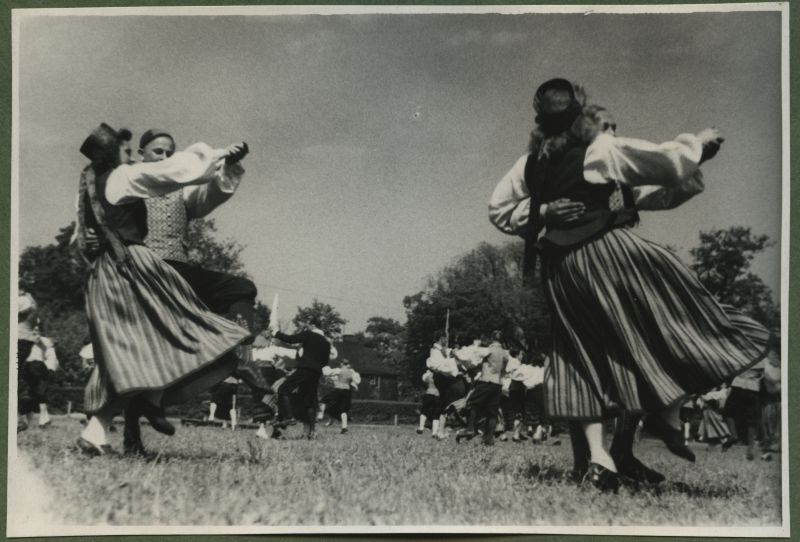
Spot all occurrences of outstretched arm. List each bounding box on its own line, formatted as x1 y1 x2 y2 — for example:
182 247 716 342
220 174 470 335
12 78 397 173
106 142 248 205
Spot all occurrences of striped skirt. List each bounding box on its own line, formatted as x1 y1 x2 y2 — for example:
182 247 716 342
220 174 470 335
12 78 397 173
701 406 731 441
542 228 770 421
84 245 248 413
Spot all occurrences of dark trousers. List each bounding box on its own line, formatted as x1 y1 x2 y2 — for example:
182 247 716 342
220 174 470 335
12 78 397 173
465 382 502 443
17 340 37 415
278 367 321 424
166 260 257 331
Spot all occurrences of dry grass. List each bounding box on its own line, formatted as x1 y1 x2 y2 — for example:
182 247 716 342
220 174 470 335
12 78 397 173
15 419 782 527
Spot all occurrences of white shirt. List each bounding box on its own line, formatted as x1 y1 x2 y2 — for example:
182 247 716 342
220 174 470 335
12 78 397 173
489 132 705 236
26 337 59 371
517 364 544 389
422 370 439 396
105 142 244 205
453 341 490 370
426 346 459 377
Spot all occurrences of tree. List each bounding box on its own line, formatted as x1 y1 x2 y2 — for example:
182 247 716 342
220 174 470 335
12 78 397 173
403 241 550 382
362 316 405 350
18 223 88 315
186 218 249 278
252 301 271 335
689 226 779 330
292 299 347 337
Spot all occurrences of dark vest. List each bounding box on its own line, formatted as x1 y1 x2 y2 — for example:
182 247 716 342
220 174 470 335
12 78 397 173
84 170 148 246
525 144 638 248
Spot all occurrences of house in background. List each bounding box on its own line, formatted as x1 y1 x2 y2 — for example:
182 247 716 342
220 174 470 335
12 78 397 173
332 335 399 400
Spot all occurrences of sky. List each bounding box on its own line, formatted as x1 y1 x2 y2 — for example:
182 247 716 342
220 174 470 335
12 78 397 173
14 8 784 332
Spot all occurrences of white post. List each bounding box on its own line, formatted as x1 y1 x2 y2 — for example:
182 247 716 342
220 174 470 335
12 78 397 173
393 414 398 426
66 401 72 417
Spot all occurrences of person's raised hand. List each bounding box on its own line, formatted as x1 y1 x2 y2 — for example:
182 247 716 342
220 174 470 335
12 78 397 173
697 128 724 164
225 142 250 165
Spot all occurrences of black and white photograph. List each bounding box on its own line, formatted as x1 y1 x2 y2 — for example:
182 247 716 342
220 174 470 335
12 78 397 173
7 3 789 536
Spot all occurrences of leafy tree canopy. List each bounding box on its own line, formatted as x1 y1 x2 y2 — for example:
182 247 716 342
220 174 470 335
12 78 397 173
292 299 347 337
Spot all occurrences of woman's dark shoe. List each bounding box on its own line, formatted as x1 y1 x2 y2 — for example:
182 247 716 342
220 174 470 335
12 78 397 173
76 437 115 457
455 429 476 443
614 454 666 484
584 463 621 493
721 437 738 450
272 418 297 429
643 415 695 463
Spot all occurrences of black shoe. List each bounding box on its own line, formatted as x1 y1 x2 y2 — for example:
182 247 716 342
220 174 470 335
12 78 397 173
416 428 423 435
272 418 297 429
722 437 738 450
614 454 666 485
76 437 116 457
584 463 621 493
340 427 348 434
455 429 476 443
643 415 695 463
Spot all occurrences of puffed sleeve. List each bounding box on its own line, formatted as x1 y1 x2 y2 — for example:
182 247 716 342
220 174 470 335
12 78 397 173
584 132 703 188
182 161 245 219
489 154 536 236
105 142 228 205
632 171 705 211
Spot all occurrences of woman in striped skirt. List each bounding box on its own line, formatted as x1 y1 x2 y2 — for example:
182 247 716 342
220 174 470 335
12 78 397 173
489 79 770 490
76 123 250 455
698 386 731 445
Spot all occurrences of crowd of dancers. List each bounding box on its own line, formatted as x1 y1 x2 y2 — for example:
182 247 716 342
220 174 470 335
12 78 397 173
15 76 781 494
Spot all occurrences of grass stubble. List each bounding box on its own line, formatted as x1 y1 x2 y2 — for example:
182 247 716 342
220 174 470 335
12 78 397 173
14 420 782 527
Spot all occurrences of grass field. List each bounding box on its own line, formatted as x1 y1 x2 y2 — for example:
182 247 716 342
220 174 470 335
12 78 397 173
14 418 782 528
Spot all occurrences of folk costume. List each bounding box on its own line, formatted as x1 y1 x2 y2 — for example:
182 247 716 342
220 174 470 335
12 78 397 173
456 340 508 446
320 362 361 433
273 327 335 438
426 342 466 439
417 369 442 435
76 123 249 454
489 78 770 487
490 113 767 423
698 388 731 444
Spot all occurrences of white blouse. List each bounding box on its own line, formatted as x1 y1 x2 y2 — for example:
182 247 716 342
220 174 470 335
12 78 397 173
489 133 706 236
105 142 244 206
426 347 459 377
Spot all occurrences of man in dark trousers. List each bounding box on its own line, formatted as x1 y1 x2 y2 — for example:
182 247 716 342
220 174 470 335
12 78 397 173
272 320 335 439
455 330 508 446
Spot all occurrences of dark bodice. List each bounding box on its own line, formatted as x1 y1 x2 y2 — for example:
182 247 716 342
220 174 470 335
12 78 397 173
525 143 637 248
84 169 148 245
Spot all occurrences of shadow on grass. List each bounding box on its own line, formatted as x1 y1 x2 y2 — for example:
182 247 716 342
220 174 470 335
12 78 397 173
518 462 576 484
640 480 748 499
